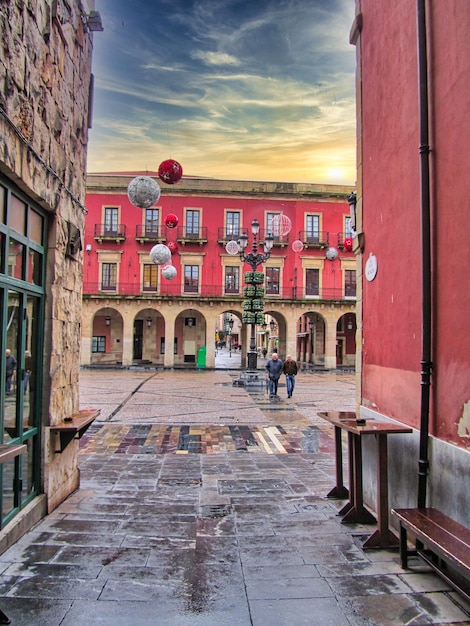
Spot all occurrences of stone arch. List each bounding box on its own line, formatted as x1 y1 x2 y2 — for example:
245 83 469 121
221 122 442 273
295 311 327 367
132 307 166 365
89 307 124 365
336 311 356 368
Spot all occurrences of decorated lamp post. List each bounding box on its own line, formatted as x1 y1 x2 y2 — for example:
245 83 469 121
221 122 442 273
239 219 274 371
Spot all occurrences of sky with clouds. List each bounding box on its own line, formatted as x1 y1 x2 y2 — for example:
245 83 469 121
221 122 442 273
87 0 357 185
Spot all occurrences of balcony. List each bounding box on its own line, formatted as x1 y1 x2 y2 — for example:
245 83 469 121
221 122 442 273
176 226 208 246
298 230 329 249
82 282 356 301
259 228 289 248
217 227 248 244
135 224 166 244
94 224 126 243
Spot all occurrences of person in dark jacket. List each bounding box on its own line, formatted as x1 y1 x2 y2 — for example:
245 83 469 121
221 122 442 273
5 349 17 394
265 352 283 398
282 354 298 398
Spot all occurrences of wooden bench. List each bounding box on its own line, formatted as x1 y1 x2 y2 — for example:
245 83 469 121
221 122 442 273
392 507 470 601
50 408 100 453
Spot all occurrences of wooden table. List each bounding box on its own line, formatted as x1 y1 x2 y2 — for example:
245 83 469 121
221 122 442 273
318 411 412 549
50 408 100 453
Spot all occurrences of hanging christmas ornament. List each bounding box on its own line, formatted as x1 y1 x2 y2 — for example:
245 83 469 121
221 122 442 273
166 240 178 254
150 243 171 265
158 159 183 184
291 239 304 252
164 213 179 228
127 176 161 208
343 237 353 252
225 240 240 255
270 214 292 237
326 246 339 261
162 265 177 280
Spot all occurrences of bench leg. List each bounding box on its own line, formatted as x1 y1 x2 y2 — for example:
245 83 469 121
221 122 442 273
399 524 408 569
0 608 10 624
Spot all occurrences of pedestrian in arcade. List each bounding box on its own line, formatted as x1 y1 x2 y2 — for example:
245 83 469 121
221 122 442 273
5 349 17 395
265 352 283 398
283 354 298 398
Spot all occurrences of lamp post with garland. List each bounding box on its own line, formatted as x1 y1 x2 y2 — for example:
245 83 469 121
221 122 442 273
238 219 274 371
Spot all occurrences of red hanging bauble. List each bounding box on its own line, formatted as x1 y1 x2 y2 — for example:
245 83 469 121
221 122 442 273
166 240 178 254
158 159 183 184
343 237 353 252
164 213 179 228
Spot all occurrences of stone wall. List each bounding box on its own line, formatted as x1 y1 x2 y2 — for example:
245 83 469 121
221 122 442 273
0 0 96 511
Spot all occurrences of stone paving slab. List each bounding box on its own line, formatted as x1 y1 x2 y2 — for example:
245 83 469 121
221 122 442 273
0 370 469 625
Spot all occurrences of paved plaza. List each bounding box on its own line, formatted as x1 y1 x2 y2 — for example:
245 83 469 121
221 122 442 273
0 362 469 624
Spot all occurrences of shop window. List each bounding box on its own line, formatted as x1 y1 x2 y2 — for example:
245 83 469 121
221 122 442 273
92 336 106 353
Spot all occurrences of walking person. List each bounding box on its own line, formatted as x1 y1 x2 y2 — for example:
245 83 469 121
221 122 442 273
265 352 283 398
283 354 298 398
5 349 17 395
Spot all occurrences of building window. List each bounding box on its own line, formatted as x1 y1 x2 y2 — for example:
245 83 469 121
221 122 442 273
143 264 158 291
306 215 320 243
185 210 200 237
184 265 199 292
104 207 119 234
266 267 280 294
266 212 279 236
92 336 106 353
306 268 320 296
345 269 356 297
226 211 240 236
145 208 159 235
225 266 239 293
345 216 353 238
101 263 117 291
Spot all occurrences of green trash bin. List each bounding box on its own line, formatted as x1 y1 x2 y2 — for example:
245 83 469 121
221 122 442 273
197 346 206 368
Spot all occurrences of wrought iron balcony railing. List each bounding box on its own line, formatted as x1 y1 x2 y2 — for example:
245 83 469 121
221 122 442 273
298 230 329 248
82 282 355 301
93 224 127 241
135 224 166 242
175 226 208 245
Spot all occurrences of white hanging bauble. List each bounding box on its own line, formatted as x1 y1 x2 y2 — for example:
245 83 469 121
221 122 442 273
150 243 171 265
127 176 161 208
162 265 177 280
326 246 339 261
225 240 240 255
291 239 304 252
270 214 292 236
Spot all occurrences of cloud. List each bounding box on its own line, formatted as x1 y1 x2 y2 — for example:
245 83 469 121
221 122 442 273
88 0 357 184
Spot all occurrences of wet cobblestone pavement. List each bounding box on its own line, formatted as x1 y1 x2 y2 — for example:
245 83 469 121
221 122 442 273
0 366 469 625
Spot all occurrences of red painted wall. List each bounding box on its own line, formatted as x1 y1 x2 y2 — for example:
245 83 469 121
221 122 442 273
359 1 470 446
84 185 353 301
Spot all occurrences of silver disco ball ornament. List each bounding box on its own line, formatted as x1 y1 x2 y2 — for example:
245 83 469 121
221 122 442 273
150 243 171 265
326 246 339 261
127 176 161 209
162 265 177 280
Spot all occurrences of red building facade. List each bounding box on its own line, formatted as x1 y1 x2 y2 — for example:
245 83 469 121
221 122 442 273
352 0 470 523
82 174 356 370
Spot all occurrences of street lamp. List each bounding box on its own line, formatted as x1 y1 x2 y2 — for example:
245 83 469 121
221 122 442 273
239 220 274 370
228 316 234 357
